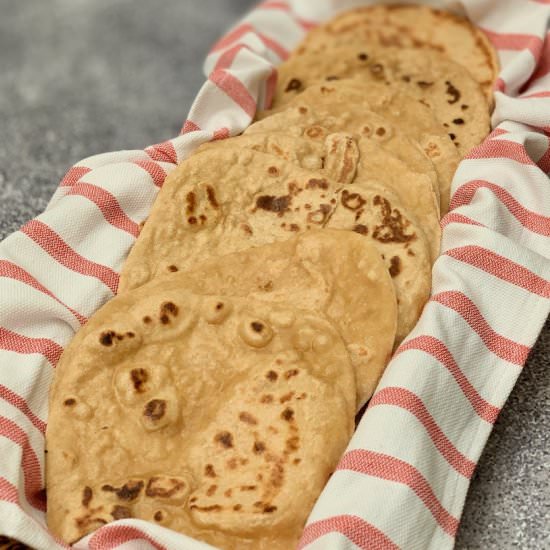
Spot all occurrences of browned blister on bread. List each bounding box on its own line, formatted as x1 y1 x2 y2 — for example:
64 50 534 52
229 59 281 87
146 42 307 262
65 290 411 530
185 360 351 544
119 149 344 292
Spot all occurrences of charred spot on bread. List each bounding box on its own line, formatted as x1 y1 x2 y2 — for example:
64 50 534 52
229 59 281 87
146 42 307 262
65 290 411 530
214 431 234 449
285 78 303 92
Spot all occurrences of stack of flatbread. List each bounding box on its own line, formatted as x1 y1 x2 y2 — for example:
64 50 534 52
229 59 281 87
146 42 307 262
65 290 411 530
46 5 496 549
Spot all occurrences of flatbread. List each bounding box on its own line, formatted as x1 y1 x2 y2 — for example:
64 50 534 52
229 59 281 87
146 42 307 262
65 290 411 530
206 129 441 220
119 148 343 292
167 230 397 406
326 181 431 346
273 45 491 156
258 80 460 214
249 100 439 198
120 148 429 348
245 107 441 261
295 4 498 105
46 288 354 548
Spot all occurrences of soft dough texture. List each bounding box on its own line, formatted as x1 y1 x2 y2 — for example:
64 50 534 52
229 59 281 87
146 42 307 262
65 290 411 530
273 45 491 156
294 4 498 105
204 119 440 218
325 182 431 346
119 148 344 292
246 106 441 261
119 148 430 348
46 287 355 549
258 80 460 214
197 132 327 174
156 230 397 406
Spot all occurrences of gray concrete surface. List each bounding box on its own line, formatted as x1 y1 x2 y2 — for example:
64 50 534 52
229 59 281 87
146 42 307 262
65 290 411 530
0 1 547 548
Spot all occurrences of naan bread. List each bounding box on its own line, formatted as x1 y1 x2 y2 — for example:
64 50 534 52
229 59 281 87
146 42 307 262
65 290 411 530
46 288 355 548
296 4 498 104
258 80 460 214
245 107 441 260
165 230 397 406
273 45 491 156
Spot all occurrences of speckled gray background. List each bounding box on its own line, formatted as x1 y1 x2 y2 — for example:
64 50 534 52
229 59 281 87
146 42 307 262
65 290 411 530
0 1 548 548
